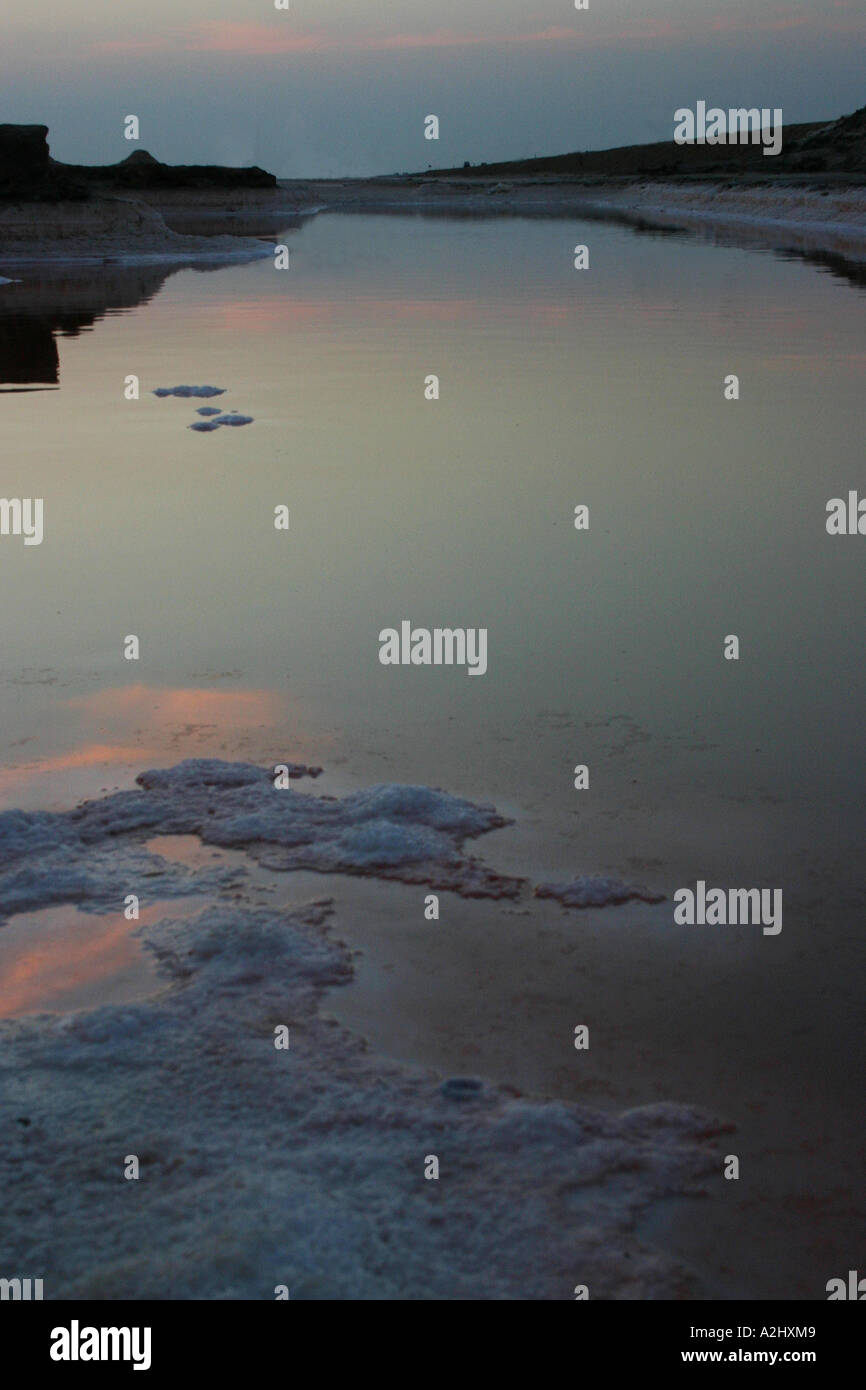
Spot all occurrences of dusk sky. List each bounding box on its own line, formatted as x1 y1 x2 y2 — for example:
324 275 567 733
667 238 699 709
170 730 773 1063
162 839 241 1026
2 0 864 176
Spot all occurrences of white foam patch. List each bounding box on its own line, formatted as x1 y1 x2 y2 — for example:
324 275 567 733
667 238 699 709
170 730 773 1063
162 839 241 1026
189 413 255 432
0 760 724 1297
153 385 226 398
13 758 520 899
535 877 665 909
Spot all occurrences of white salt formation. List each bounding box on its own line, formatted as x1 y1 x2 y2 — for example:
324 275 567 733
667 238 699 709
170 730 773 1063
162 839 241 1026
188 412 254 431
535 877 665 908
0 759 724 1299
153 385 226 398
0 758 518 918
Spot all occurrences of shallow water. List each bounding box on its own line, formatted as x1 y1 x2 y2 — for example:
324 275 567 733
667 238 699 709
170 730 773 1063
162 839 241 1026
1 211 864 1298
0 896 205 1017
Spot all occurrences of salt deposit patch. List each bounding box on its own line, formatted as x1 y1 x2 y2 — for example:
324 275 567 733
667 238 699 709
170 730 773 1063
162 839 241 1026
0 773 254 926
535 877 665 909
0 892 725 1298
0 759 725 1297
153 385 225 398
9 758 520 900
0 759 682 922
188 412 254 432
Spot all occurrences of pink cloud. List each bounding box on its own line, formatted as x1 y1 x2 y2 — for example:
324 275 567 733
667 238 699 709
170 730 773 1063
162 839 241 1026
178 22 589 55
709 13 812 34
95 37 178 55
184 22 326 55
89 11 840 62
365 27 584 51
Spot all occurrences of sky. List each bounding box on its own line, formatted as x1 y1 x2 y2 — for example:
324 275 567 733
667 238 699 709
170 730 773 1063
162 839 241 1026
1 0 864 176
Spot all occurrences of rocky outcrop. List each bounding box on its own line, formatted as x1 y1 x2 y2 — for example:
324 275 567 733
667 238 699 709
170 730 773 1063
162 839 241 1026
56 147 278 191
0 124 49 177
0 124 87 200
0 124 277 201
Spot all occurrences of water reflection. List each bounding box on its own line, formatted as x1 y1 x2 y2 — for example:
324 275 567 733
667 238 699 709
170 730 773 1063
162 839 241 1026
0 255 270 389
0 684 292 809
0 315 60 388
1 206 863 390
0 898 205 1017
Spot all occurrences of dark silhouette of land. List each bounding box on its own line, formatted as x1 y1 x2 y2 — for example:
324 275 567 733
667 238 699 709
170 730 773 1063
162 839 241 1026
2 111 865 279
0 125 275 202
4 105 866 206
420 105 866 180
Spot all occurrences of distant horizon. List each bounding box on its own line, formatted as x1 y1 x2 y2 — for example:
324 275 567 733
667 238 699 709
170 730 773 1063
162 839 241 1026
19 100 854 183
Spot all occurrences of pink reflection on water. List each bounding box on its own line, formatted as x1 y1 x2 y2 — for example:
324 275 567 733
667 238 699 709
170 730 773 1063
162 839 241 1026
0 899 202 1018
0 683 314 809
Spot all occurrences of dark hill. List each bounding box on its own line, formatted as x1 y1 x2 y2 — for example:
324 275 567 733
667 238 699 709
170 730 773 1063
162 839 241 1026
56 148 277 191
425 105 866 180
0 125 277 201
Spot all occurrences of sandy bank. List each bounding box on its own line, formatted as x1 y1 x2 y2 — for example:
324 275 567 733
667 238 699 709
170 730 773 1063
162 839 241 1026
3 178 866 264
0 192 278 264
570 180 866 259
288 175 866 259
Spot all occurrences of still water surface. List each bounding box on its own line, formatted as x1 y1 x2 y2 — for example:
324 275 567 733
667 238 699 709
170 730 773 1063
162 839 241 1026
1 212 864 1296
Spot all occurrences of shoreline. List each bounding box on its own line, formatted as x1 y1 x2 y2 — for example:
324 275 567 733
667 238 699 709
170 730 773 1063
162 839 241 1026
297 176 866 262
0 188 305 264
2 178 866 267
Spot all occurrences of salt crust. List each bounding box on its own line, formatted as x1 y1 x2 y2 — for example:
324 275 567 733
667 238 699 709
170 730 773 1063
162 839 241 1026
0 760 720 1298
536 878 666 909
153 385 225 398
